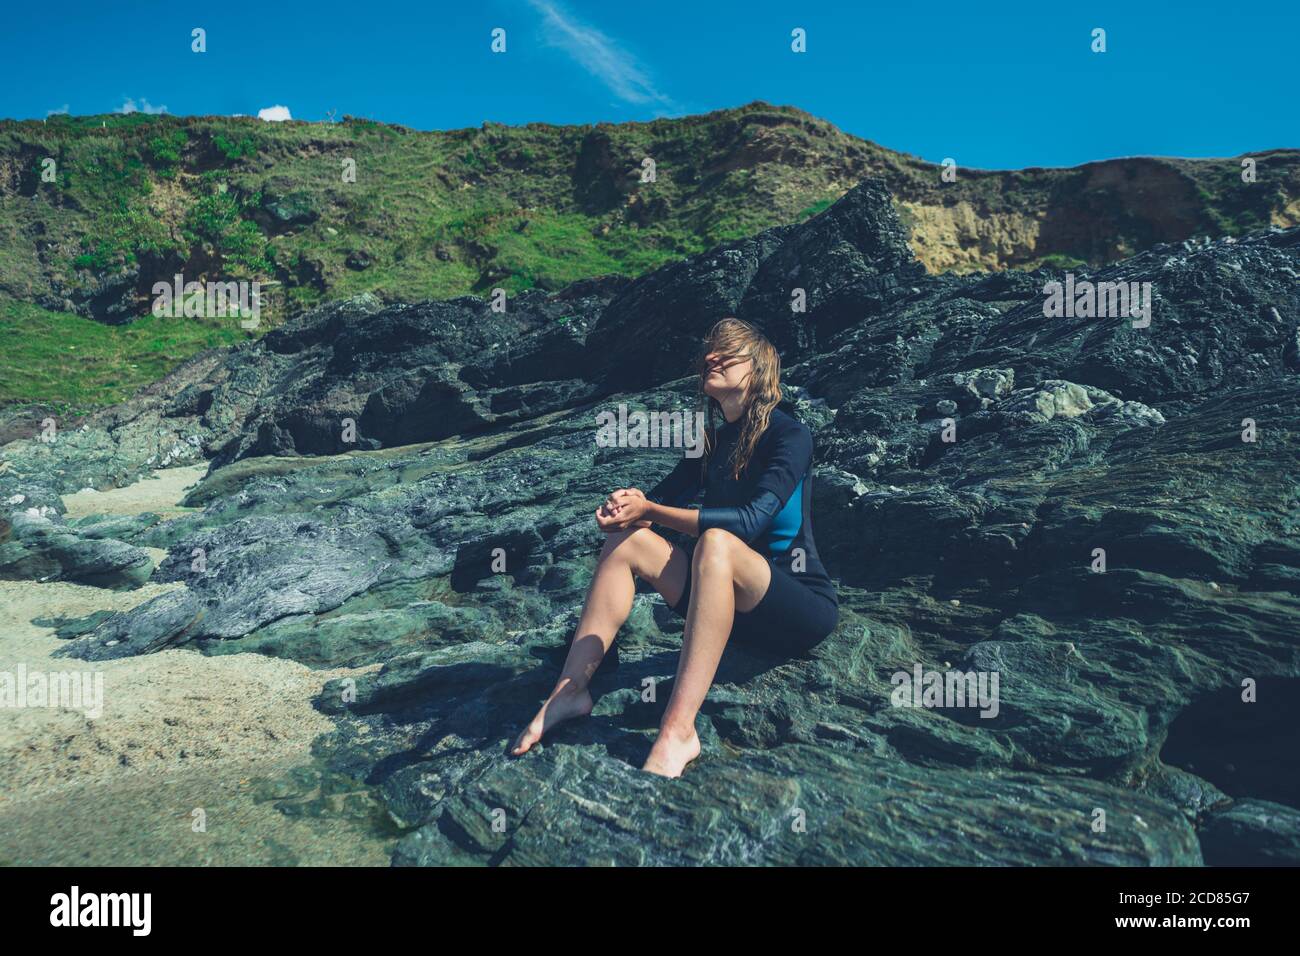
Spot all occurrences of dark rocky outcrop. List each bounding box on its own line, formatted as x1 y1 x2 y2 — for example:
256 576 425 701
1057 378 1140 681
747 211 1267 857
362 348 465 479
3 179 1297 865
1199 799 1300 866
0 510 153 589
254 182 321 234
0 487 153 589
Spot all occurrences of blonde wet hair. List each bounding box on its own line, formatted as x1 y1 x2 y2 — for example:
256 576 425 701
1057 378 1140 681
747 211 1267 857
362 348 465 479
694 317 781 481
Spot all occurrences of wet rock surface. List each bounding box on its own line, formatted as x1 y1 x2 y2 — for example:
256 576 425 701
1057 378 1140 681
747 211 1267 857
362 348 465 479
3 179 1297 865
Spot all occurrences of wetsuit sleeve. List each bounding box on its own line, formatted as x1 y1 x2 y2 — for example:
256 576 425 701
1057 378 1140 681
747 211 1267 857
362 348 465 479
697 420 812 544
644 454 702 508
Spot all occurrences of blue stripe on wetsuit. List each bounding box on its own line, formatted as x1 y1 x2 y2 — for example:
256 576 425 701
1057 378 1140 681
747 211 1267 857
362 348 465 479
763 477 803 552
694 413 812 547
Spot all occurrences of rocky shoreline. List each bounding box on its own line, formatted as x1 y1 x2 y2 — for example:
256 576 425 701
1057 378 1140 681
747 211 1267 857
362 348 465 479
2 179 1298 865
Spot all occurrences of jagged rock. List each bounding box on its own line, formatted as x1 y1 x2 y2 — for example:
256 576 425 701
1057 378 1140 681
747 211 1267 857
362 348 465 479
585 178 925 387
1199 800 1300 865
389 743 1200 866
51 264 141 323
60 587 203 658
1135 763 1229 821
0 501 153 589
66 512 162 542
31 609 118 639
255 184 320 233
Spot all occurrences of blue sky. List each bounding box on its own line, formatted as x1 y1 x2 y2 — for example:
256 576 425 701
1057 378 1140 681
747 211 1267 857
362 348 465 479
1 0 1294 169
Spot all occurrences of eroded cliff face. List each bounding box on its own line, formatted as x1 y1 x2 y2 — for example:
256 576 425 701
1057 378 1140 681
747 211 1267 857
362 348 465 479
3 178 1298 866
900 151 1300 273
903 201 1046 272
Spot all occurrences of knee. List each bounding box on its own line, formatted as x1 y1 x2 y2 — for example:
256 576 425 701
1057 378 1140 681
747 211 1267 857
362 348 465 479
694 527 740 572
599 525 656 562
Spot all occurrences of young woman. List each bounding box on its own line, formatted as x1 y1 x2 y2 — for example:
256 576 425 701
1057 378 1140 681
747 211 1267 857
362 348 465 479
510 317 838 777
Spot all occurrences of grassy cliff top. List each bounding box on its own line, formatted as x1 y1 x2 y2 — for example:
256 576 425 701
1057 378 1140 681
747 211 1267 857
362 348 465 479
2 101 1296 410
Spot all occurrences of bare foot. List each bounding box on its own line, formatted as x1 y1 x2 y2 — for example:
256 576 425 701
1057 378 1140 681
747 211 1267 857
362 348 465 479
510 684 593 756
641 727 701 778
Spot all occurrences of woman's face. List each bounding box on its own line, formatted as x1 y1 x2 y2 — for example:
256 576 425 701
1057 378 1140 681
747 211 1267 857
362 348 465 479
702 349 753 400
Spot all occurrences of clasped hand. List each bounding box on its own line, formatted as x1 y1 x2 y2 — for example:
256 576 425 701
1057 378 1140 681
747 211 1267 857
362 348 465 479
595 487 651 532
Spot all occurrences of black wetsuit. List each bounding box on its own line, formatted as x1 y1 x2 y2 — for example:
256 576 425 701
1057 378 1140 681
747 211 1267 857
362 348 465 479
645 406 838 654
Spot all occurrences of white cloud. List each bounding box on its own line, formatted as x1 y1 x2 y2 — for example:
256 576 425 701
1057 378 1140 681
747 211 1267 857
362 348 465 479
46 104 70 116
526 0 674 108
116 97 168 115
257 105 292 122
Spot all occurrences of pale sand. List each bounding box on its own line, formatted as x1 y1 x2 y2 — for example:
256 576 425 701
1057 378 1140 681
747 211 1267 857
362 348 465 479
0 465 389 864
61 462 209 519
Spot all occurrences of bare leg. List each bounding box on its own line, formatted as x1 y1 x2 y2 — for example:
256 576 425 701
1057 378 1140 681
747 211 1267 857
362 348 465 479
642 528 772 777
511 527 687 755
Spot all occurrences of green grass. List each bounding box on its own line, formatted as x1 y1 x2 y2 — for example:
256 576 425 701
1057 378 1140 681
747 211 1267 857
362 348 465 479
0 295 253 413
799 198 835 219
1038 252 1089 271
213 132 258 161
182 189 272 275
148 129 188 178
